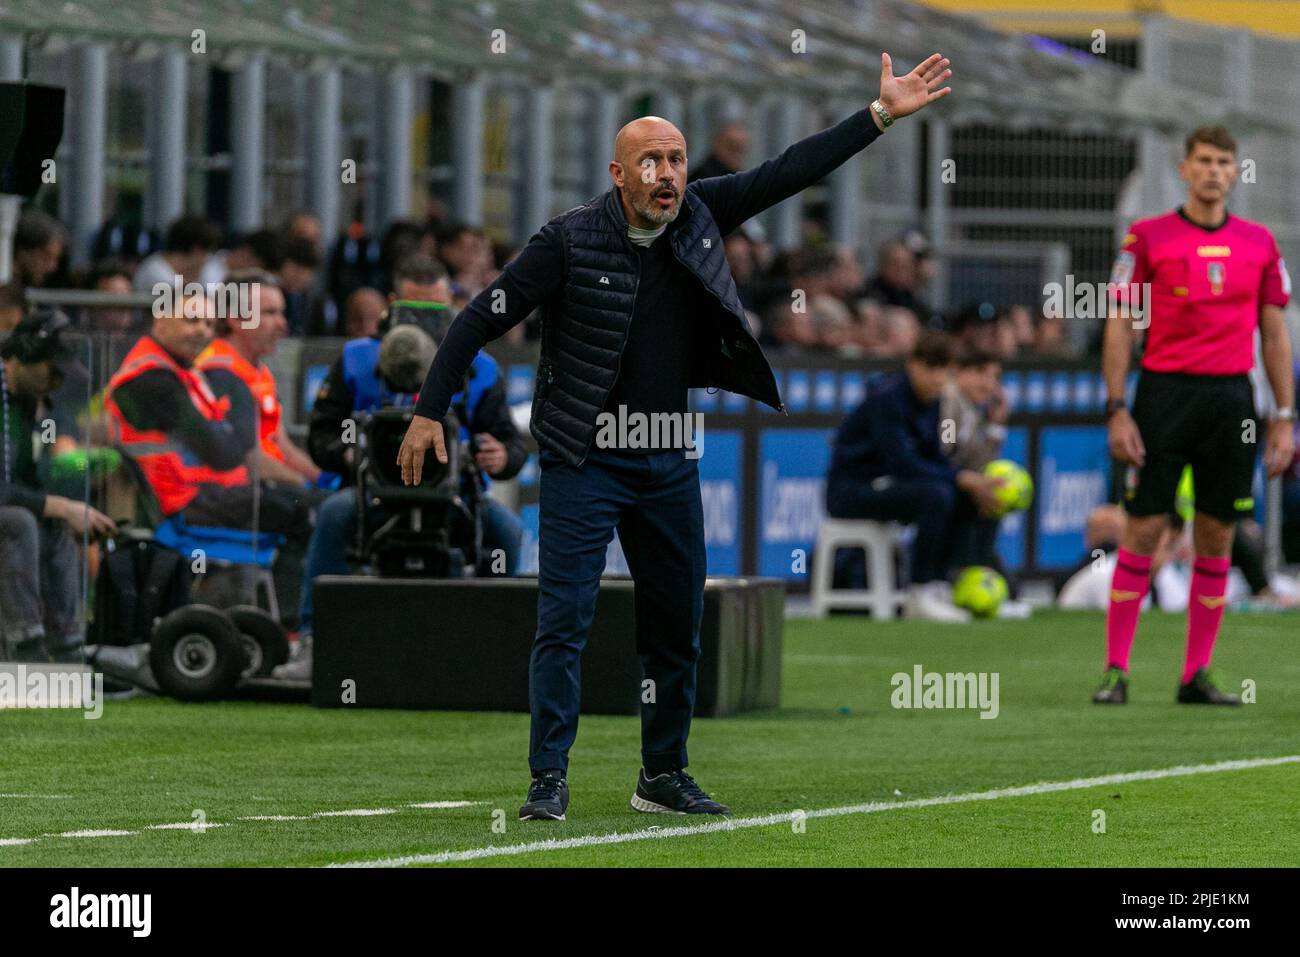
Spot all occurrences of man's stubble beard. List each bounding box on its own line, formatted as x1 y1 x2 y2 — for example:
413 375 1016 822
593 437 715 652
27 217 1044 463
633 194 681 227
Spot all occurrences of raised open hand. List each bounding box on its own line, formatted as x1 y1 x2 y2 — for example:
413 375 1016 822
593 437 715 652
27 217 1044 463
878 52 952 121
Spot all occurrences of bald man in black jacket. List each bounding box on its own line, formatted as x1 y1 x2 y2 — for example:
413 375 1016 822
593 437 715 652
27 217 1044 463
399 53 954 820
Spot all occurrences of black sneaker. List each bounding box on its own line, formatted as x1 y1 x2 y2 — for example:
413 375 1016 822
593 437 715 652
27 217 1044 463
1177 668 1241 705
631 769 730 815
519 770 569 820
1092 665 1129 704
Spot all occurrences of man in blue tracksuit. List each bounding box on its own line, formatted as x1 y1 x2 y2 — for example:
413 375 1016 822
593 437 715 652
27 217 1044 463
398 53 955 819
825 332 1001 622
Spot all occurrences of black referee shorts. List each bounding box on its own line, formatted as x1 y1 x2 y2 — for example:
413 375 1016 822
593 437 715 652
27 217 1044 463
1124 370 1258 524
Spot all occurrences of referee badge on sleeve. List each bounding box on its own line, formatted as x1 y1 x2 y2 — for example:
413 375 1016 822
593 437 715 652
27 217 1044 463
1110 251 1135 286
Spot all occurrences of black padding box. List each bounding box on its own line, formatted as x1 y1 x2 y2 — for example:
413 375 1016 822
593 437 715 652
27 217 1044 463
310 576 783 716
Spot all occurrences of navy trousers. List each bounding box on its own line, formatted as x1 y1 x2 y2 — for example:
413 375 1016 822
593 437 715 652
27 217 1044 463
825 475 975 584
530 447 705 775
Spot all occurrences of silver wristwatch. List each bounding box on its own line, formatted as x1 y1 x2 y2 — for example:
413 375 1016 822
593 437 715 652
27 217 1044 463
1274 406 1296 422
870 99 894 129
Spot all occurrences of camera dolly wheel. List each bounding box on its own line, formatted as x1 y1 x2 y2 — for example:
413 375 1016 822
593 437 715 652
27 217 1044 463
149 605 245 701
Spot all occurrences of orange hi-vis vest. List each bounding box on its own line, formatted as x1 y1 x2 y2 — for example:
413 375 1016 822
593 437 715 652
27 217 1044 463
106 335 250 516
196 337 285 463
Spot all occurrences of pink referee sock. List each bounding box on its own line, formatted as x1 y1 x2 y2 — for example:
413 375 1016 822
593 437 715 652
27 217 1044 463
1183 555 1231 684
1105 548 1152 671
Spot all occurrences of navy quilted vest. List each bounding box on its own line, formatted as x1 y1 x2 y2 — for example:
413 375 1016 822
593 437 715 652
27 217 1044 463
532 185 784 465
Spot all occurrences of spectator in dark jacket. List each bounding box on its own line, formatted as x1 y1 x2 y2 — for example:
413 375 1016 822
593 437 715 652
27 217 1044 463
825 331 1001 621
1 312 117 661
863 238 936 325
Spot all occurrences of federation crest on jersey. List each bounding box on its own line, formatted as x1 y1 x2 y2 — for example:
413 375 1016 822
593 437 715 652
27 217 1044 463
1207 261 1225 295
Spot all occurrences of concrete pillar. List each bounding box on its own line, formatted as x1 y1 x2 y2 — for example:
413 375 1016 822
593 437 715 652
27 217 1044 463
653 89 684 127
229 53 266 233
519 83 554 238
827 97 863 250
925 118 951 313
765 93 802 250
306 65 342 242
70 43 107 267
687 90 711 156
451 75 486 225
0 36 23 80
376 65 414 228
148 46 187 231
589 88 621 197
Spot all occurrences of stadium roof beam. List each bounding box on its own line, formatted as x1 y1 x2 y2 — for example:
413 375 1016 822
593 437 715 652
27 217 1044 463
3 0 1282 135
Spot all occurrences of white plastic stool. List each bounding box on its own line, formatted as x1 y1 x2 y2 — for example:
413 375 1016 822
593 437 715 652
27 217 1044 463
810 519 909 619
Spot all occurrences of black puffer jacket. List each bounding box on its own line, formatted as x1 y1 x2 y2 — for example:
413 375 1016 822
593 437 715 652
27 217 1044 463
415 106 883 465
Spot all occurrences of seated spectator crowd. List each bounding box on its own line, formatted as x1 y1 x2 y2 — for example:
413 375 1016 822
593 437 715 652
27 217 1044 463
7 200 1071 359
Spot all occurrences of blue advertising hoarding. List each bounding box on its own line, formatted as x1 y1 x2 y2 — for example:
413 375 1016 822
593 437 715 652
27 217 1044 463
456 343 1134 586
1036 426 1112 568
698 429 743 575
758 429 834 579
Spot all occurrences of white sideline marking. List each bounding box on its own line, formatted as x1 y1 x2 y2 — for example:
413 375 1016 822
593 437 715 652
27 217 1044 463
145 822 228 831
332 755 1300 868
1 799 479 848
0 793 71 799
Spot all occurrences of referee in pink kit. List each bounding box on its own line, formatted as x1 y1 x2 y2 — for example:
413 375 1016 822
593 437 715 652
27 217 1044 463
1095 125 1296 705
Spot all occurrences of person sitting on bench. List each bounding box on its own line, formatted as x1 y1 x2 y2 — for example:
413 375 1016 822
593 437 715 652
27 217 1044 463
824 331 1002 622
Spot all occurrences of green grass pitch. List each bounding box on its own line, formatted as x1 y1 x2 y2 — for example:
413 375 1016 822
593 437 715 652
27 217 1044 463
2 610 1297 867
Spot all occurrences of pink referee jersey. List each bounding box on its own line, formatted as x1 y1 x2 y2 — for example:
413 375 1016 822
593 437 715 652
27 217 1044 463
1110 209 1291 375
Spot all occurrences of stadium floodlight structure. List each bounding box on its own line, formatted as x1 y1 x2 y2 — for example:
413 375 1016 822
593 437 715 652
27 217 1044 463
0 80 64 282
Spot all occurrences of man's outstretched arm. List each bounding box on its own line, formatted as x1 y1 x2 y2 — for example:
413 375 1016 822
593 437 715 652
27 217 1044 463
401 221 565 482
412 221 566 425
694 52 952 237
